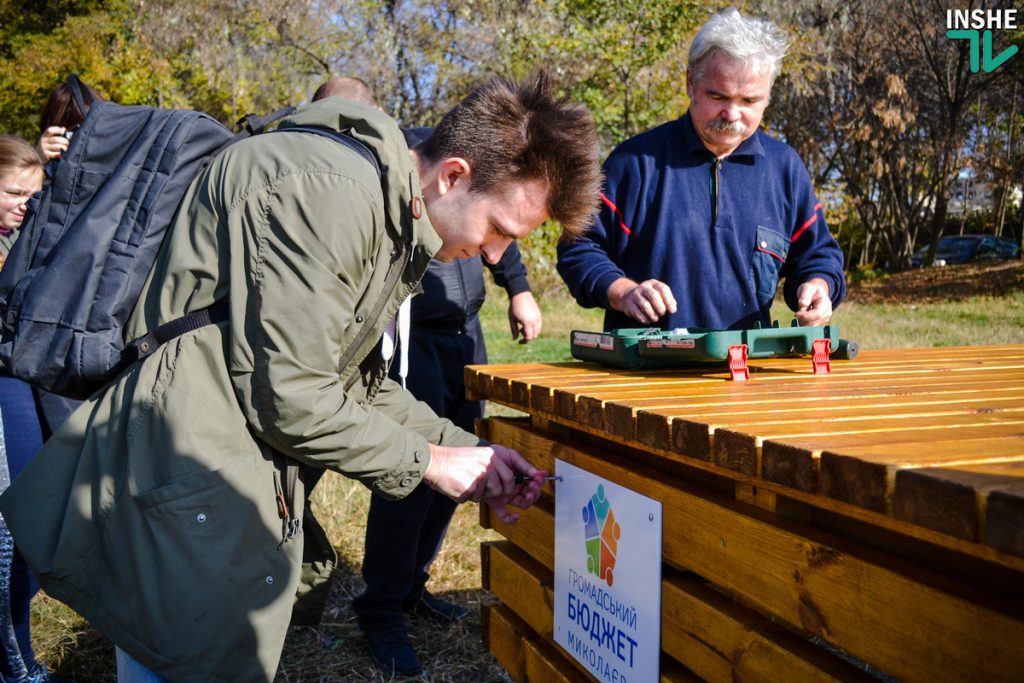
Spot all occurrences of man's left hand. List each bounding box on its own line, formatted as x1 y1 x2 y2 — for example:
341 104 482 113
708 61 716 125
795 277 833 326
508 291 542 343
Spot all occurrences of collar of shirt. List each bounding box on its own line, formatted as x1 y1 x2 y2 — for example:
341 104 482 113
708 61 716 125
675 112 766 160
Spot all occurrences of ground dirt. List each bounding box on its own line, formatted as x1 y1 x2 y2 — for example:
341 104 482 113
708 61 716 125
846 260 1024 304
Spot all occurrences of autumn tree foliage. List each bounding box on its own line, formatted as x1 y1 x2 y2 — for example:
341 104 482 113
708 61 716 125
1 0 1020 278
766 0 1022 271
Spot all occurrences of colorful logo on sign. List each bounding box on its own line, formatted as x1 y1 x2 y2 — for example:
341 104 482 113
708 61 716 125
582 484 621 586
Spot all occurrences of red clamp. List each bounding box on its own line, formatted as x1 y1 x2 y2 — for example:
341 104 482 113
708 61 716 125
812 338 832 374
728 344 749 381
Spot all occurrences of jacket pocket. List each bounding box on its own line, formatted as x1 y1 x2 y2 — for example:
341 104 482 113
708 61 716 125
105 456 297 652
751 225 790 306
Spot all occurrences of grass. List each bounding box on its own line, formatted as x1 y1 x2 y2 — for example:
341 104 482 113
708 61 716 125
27 287 1024 681
818 292 1024 349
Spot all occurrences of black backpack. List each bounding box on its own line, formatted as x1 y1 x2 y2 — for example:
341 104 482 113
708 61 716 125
0 75 379 399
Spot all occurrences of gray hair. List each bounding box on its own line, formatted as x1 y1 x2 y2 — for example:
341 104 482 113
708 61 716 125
688 7 790 85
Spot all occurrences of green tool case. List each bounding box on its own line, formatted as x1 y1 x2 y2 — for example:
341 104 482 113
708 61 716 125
570 322 857 370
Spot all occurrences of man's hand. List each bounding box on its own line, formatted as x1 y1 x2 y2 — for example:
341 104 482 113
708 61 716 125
508 291 542 343
37 126 70 161
795 277 832 326
481 445 545 523
423 443 545 523
607 277 677 324
423 444 490 503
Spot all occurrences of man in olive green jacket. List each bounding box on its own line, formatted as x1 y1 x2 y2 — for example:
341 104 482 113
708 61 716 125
0 74 601 682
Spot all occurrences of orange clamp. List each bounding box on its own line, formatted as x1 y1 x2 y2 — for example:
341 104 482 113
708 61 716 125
728 344 749 381
812 338 832 374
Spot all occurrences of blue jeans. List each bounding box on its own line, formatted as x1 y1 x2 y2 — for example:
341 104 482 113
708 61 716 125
0 374 43 680
116 648 170 683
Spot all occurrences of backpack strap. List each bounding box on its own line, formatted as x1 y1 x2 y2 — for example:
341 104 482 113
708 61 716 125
67 73 95 120
237 108 296 136
122 301 230 366
276 125 382 180
209 107 298 158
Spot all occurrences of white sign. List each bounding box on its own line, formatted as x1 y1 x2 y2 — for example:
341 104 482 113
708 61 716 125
553 460 663 683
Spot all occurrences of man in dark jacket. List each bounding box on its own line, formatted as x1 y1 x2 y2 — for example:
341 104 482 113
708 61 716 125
557 8 845 332
355 241 541 675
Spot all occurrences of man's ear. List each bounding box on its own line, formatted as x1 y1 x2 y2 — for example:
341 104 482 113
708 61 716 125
435 157 472 197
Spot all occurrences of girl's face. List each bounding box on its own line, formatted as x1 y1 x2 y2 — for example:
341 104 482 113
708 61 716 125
0 166 43 231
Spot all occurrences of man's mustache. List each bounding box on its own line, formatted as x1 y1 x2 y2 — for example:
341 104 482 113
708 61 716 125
705 120 746 135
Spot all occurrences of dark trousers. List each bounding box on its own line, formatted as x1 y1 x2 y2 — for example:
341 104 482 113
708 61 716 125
352 322 485 632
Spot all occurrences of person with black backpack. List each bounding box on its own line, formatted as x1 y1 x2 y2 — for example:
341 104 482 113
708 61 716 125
0 72 601 681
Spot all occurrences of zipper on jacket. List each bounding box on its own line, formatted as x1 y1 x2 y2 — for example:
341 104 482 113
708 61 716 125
709 158 721 228
272 456 301 546
456 258 469 325
341 244 412 391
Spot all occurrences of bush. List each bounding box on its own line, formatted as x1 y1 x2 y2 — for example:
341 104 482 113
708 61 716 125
847 263 888 285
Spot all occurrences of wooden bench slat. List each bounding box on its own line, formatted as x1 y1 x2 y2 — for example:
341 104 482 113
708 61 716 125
710 410 1024 478
819 438 1024 513
764 426 1024 494
892 460 1024 542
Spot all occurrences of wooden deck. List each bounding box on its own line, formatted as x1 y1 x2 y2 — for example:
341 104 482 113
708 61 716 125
470 345 1024 682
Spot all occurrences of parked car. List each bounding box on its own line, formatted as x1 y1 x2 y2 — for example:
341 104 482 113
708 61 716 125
911 234 1020 267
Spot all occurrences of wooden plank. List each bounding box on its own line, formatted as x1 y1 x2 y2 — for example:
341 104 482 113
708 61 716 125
662 572 877 683
481 600 526 682
606 378 1024 441
711 409 1024 478
987 482 1024 557
466 362 591 403
527 360 1024 415
602 373 1024 411
634 389 1019 458
491 497 555 568
466 346 1024 399
892 461 1024 541
658 657 704 682
483 540 555 641
470 347 1024 400
482 538 871 683
482 542 597 683
494 410 1024 574
485 418 1024 683
473 351 1024 415
763 424 1024 493
819 438 1024 514
522 633 595 683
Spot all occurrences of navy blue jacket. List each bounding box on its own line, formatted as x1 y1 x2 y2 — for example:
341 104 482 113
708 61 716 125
412 243 530 330
557 113 846 331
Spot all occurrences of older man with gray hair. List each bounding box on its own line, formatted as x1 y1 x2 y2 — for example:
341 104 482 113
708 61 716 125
558 7 845 332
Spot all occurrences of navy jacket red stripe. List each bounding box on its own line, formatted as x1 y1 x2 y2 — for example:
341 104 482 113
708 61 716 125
557 113 846 331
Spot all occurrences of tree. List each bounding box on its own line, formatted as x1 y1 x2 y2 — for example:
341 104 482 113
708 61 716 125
763 0 1020 271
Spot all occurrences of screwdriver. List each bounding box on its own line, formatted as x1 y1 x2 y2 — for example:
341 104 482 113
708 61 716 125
513 474 562 484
